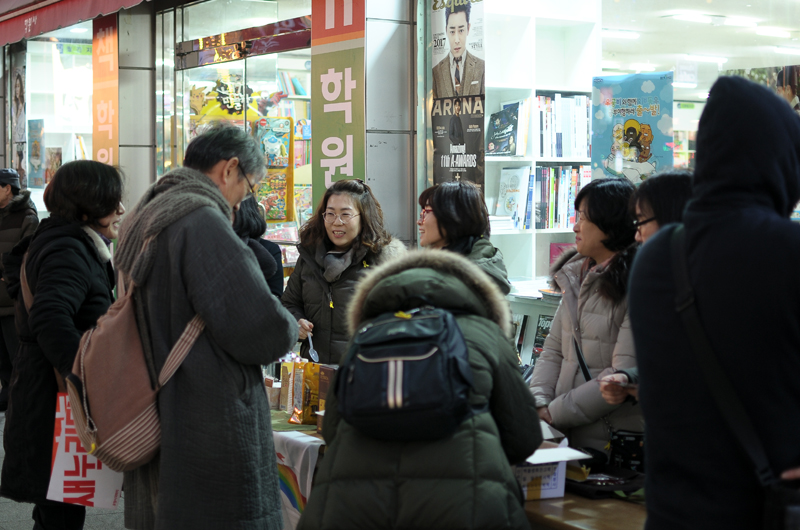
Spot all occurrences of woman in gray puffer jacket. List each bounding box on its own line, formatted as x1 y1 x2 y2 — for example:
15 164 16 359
529 178 643 453
282 179 405 365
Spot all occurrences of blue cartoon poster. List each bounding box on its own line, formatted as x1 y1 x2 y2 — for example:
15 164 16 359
591 72 674 183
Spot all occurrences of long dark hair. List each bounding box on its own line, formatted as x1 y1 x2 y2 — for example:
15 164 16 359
299 179 391 255
418 181 490 255
575 178 636 252
574 178 637 304
630 170 693 226
44 160 123 227
233 195 267 240
14 72 24 109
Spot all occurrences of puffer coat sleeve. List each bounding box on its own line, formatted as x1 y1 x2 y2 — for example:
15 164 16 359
282 257 306 321
545 311 633 429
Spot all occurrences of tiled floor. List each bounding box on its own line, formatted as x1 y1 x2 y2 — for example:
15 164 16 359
0 412 127 530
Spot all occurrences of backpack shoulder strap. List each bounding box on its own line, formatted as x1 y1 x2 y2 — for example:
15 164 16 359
157 315 205 388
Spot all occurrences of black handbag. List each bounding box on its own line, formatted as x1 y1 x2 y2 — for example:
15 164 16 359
573 336 645 472
671 225 800 530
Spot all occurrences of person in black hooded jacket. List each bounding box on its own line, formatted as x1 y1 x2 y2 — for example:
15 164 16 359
0 160 123 530
233 195 284 298
629 76 800 529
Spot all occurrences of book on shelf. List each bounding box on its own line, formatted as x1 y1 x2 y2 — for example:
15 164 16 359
534 164 593 230
486 104 520 157
532 314 554 356
536 93 590 160
489 215 516 232
495 166 531 226
550 242 575 264
501 99 530 157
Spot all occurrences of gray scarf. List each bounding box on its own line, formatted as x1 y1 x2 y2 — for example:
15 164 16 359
116 167 231 285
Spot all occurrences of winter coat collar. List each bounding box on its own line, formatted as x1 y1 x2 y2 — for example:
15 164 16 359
81 226 112 263
347 249 511 336
550 246 637 305
298 238 406 277
0 190 35 215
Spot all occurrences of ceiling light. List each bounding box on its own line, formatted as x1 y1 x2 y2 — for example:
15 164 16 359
684 54 728 64
673 13 713 24
601 60 620 69
602 29 640 40
775 46 800 55
673 82 698 89
724 18 758 28
698 92 710 99
757 27 791 38
630 63 657 72
69 28 88 33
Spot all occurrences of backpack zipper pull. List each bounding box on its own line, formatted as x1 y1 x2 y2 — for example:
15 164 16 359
328 290 334 309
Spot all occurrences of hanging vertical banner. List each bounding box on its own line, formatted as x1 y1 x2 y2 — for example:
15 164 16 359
430 0 485 189
311 0 366 209
27 119 44 188
93 14 119 165
591 71 674 183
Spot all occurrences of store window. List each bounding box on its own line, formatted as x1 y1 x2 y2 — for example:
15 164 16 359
9 20 93 195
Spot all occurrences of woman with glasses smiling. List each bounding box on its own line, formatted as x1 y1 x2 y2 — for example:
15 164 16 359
282 179 405 364
417 180 511 295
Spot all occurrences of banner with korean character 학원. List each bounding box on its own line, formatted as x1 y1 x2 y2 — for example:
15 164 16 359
46 393 123 509
310 0 366 209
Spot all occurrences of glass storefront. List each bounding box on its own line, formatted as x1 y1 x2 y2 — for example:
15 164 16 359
8 20 93 195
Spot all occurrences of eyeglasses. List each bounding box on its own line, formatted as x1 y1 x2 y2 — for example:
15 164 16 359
241 169 260 197
419 207 434 222
576 210 589 223
322 212 360 224
633 217 656 230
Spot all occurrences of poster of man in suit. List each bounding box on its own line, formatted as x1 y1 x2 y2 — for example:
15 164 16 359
431 1 485 189
431 1 485 98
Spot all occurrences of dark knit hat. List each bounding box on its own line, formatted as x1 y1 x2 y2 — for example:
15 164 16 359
0 169 20 190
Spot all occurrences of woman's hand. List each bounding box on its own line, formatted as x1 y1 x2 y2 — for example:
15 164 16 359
298 319 314 341
599 373 637 404
537 406 553 424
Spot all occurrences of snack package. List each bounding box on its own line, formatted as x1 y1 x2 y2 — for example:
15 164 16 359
280 362 295 411
302 363 321 425
318 365 338 412
292 362 320 425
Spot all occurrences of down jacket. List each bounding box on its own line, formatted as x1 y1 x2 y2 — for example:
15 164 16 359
0 190 38 316
282 238 406 364
297 250 542 530
0 217 114 504
529 249 643 452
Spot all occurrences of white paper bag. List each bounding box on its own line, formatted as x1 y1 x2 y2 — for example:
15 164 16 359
46 393 123 508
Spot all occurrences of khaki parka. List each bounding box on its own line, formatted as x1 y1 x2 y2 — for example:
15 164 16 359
297 250 541 530
529 250 643 452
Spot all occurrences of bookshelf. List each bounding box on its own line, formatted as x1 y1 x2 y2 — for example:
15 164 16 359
483 0 600 280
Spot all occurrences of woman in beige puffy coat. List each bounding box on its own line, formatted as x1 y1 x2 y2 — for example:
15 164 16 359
529 178 643 452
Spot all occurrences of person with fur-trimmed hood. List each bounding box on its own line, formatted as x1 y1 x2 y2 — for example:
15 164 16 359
297 250 541 530
529 178 643 454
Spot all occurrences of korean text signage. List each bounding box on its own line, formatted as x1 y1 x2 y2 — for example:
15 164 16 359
311 0 366 208
93 15 119 165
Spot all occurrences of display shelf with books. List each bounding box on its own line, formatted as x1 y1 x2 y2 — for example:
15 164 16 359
481 0 600 284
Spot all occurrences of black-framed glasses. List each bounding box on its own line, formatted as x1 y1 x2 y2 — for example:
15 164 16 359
633 217 656 229
322 212 360 224
241 169 259 197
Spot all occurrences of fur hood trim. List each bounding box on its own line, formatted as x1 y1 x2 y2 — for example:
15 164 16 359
81 226 112 263
347 249 512 336
550 245 638 304
374 238 407 265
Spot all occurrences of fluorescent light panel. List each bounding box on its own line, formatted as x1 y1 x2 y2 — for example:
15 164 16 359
673 13 712 24
602 29 640 40
685 54 728 64
775 46 800 55
757 27 791 38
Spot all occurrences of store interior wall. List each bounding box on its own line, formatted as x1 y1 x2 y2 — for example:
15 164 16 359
364 0 415 245
119 1 156 210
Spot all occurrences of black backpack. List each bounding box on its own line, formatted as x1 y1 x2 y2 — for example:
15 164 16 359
336 307 474 442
